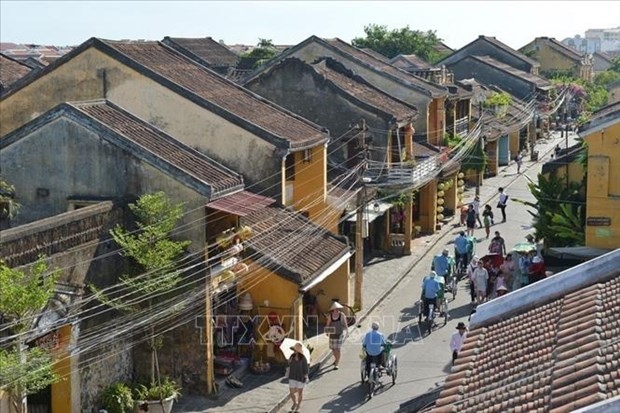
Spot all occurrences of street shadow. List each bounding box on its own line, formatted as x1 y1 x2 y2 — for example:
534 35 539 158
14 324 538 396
387 321 425 349
318 381 372 412
447 302 475 320
442 361 454 374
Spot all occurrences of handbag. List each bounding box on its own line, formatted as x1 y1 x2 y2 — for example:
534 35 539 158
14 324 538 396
496 201 503 208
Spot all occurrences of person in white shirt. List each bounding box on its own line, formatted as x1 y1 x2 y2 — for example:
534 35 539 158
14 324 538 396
473 260 489 305
450 322 468 365
466 256 479 304
472 195 483 228
497 187 509 222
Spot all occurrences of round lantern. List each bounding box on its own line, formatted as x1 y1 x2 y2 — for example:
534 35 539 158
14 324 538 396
458 180 465 186
437 214 445 220
437 198 445 205
457 172 465 179
457 187 464 194
437 206 444 213
438 183 445 191
437 190 445 197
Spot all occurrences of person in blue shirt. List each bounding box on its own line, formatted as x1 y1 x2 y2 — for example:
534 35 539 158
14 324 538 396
454 232 469 270
432 249 452 284
362 321 387 377
421 271 441 319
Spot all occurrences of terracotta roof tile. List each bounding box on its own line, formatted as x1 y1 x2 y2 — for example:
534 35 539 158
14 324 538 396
432 269 620 413
0 53 32 90
99 39 327 149
311 58 417 122
163 36 240 67
240 207 349 286
70 100 243 196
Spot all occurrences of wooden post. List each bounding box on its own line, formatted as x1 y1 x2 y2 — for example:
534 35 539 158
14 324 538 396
205 279 215 394
354 189 364 310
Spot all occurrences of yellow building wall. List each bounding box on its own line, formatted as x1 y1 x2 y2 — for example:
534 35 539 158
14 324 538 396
486 140 499 176
584 122 620 249
51 324 72 413
419 180 438 234
521 41 581 78
510 130 520 156
291 146 334 231
541 160 585 186
427 97 446 147
308 261 351 313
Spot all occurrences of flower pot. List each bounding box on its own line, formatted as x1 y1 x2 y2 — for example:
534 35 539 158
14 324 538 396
135 396 175 413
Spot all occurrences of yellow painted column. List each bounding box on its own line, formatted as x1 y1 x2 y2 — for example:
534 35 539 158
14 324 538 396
52 324 72 413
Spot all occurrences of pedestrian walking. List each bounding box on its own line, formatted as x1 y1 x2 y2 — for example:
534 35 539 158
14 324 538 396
450 322 468 365
497 188 509 222
466 256 479 304
500 253 515 290
515 152 523 174
287 342 309 413
473 260 489 305
325 301 348 369
482 205 493 239
489 231 507 255
472 195 483 228
465 204 476 236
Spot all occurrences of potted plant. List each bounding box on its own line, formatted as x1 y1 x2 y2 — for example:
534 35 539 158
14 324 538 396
101 382 134 413
133 377 181 413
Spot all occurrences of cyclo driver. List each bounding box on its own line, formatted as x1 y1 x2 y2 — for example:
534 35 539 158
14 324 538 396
362 321 387 377
420 271 441 319
432 249 452 286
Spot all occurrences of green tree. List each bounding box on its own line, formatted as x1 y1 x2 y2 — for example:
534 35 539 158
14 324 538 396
460 140 487 193
242 38 278 69
512 174 586 248
0 178 20 218
352 24 444 62
609 56 620 73
0 257 60 413
91 192 190 392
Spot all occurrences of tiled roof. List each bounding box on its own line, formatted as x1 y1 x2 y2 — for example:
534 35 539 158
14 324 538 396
594 51 613 63
70 100 244 196
240 207 350 287
311 58 417 122
98 39 327 150
205 190 275 216
0 201 119 267
390 54 431 70
322 38 447 97
545 37 584 62
433 252 620 413
472 56 551 88
477 35 540 68
0 53 32 90
580 101 620 135
413 141 440 158
162 36 240 67
361 48 390 62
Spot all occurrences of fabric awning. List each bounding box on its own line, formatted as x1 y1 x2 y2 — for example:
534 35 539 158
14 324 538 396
206 190 275 216
346 200 393 223
301 251 353 292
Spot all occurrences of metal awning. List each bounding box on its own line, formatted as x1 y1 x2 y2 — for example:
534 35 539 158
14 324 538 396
206 190 275 216
547 246 613 260
345 200 393 223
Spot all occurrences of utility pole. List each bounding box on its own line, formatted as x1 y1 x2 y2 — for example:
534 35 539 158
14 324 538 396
476 102 483 196
354 120 368 311
205 278 215 395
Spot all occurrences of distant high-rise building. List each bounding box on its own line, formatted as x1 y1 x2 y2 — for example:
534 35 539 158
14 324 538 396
585 27 620 53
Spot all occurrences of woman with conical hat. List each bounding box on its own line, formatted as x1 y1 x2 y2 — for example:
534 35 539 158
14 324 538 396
324 301 347 369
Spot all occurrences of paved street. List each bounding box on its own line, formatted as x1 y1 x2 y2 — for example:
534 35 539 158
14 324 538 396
174 131 578 413
275 132 578 413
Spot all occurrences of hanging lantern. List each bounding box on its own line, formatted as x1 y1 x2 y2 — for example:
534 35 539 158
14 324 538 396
438 183 445 191
437 198 445 205
457 187 464 194
437 206 444 213
458 180 465 186
457 172 465 179
437 190 445 197
437 214 445 220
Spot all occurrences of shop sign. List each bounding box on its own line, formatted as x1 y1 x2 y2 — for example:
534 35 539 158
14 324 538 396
586 216 611 226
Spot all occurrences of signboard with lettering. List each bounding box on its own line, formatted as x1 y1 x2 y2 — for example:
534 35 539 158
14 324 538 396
586 217 611 226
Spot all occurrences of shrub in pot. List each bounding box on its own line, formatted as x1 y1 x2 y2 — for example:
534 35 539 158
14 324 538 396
133 377 181 413
101 382 134 413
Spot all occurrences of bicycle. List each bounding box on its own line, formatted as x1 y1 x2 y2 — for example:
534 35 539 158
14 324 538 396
359 342 398 399
418 299 436 335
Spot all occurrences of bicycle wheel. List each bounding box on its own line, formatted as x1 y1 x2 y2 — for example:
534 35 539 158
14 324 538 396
360 360 367 384
451 277 457 300
391 355 398 384
368 367 376 398
426 305 434 335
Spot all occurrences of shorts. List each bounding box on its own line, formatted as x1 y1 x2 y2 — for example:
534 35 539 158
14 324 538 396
329 335 344 350
289 379 305 389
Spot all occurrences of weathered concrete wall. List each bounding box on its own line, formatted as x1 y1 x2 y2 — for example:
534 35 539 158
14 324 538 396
0 117 206 250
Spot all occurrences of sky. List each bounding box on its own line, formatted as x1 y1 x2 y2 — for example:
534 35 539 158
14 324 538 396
1 1 619 50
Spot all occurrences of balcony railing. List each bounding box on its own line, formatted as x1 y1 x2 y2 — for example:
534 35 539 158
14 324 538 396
454 116 469 137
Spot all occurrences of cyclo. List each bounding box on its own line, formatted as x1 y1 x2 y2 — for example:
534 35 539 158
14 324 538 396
418 272 448 335
359 340 398 398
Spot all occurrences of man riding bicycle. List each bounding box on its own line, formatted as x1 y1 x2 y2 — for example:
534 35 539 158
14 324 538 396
454 231 469 275
432 249 453 286
421 271 441 320
362 321 387 377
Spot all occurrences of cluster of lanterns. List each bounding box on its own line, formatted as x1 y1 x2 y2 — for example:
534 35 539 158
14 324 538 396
436 180 452 222
456 172 466 207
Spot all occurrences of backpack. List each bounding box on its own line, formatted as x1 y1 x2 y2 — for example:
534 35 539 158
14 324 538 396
489 239 502 254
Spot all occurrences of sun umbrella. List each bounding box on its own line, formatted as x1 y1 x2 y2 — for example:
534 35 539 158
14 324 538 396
279 338 311 363
512 242 536 253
